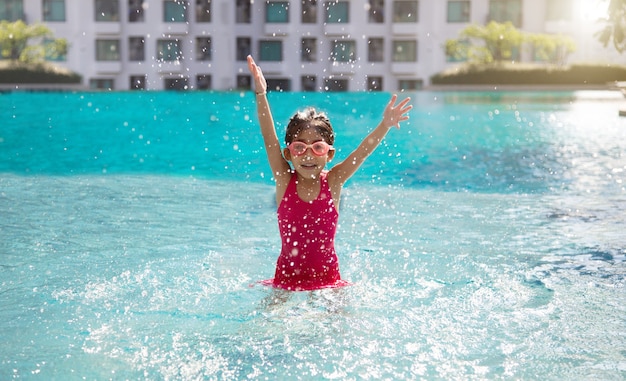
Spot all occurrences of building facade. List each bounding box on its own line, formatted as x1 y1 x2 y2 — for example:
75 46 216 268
0 0 620 91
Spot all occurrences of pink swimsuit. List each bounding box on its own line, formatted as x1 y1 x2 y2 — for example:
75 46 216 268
266 171 349 291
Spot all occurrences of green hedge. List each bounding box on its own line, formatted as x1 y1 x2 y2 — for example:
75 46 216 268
431 63 626 86
0 63 82 84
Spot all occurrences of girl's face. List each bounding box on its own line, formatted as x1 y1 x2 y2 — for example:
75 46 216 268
284 127 335 179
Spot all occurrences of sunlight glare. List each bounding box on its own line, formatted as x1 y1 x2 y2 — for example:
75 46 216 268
577 0 608 22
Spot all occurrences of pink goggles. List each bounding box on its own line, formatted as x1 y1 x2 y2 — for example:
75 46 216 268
287 141 334 157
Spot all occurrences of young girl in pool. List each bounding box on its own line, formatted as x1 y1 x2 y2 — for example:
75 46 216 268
248 55 412 291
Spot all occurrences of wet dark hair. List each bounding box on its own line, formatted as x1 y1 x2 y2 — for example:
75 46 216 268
284 107 335 146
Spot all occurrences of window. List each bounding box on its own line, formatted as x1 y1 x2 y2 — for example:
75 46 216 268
156 39 182 61
510 45 521 61
95 39 120 61
95 0 119 21
447 1 470 23
301 38 317 62
368 0 384 23
196 74 211 89
43 0 65 22
267 78 291 91
393 1 417 22
43 38 66 61
532 42 567 63
196 0 211 22
260 40 282 61
165 77 189 90
368 38 384 62
398 79 422 90
130 75 146 90
236 37 251 61
325 1 349 23
489 0 522 27
129 0 145 22
196 37 212 61
532 42 549 62
367 76 383 91
236 75 251 90
392 40 417 62
0 0 24 21
302 0 317 23
324 78 348 91
546 0 574 21
446 39 468 62
129 37 145 61
331 40 356 62
301 75 316 91
266 1 289 23
90 78 114 90
236 0 251 23
164 0 187 22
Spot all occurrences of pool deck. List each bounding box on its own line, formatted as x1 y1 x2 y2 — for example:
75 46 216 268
614 81 626 116
424 84 612 91
0 82 620 91
427 83 626 117
0 83 87 92
0 83 619 92
3 82 625 116
2 83 626 116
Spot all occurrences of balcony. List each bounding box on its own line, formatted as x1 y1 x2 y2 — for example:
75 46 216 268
160 23 189 36
155 61 183 74
324 23 353 36
95 62 122 74
264 23 291 36
391 63 418 74
94 22 121 35
255 61 285 74
330 61 356 75
392 23 418 36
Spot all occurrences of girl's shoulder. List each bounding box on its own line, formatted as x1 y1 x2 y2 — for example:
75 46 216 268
324 169 343 207
275 169 295 205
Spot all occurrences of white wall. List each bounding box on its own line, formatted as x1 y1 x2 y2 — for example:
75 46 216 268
17 0 624 90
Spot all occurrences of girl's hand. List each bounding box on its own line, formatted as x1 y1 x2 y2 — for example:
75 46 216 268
382 94 412 129
247 55 267 94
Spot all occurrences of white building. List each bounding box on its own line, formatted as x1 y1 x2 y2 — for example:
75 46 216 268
1 0 621 91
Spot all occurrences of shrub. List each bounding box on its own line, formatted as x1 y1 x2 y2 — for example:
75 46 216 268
0 61 81 84
431 63 626 86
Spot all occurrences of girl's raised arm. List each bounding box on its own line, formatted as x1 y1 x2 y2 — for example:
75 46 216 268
247 56 291 186
330 94 412 186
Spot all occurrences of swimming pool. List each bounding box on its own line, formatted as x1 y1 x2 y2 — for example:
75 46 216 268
1 90 624 379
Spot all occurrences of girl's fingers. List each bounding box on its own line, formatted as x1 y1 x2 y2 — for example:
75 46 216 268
397 98 412 115
388 94 398 108
390 96 412 115
396 97 411 109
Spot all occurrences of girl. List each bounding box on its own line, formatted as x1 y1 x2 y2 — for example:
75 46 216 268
248 55 412 291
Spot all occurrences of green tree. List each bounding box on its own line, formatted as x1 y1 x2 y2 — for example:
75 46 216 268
526 33 576 66
446 21 524 64
0 20 68 63
596 0 626 53
445 21 576 65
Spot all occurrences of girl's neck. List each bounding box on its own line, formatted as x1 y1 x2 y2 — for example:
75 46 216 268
294 169 324 184
294 172 322 202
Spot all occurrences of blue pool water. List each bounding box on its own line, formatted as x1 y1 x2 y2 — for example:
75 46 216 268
1 90 625 379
